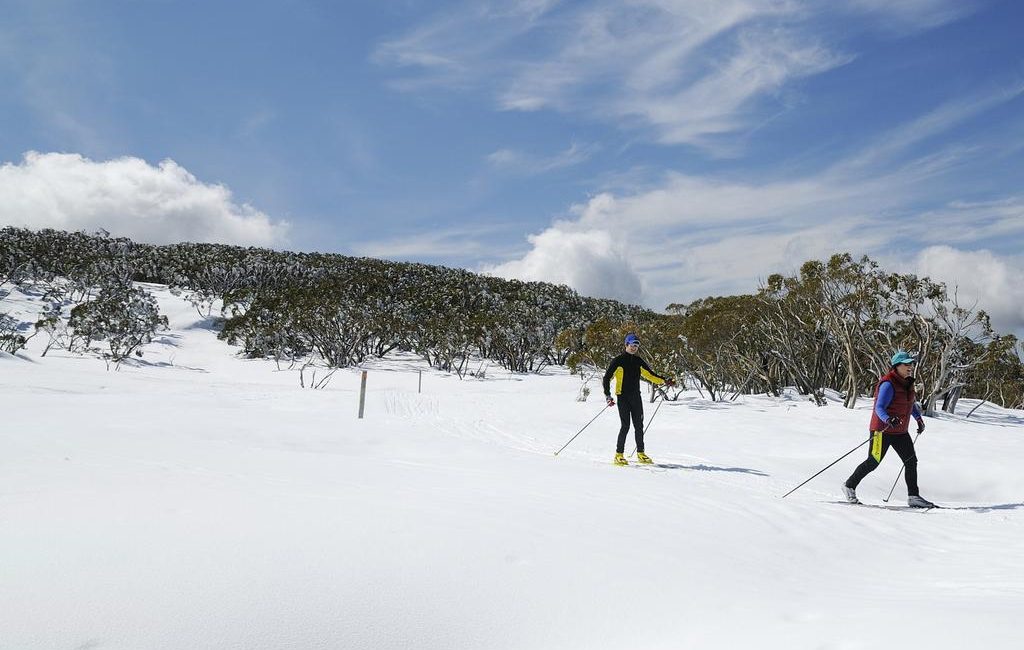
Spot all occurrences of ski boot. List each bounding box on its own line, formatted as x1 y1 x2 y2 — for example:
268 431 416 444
614 453 629 466
842 484 860 504
636 452 654 465
907 495 935 508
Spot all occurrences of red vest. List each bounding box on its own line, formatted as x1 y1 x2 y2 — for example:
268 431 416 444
868 370 915 434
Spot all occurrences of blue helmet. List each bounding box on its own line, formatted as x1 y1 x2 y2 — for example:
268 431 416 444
891 350 917 366
624 333 640 345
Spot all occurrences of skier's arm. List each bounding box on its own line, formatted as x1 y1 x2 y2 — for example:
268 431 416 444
638 358 667 386
912 402 925 433
875 381 895 422
602 358 617 396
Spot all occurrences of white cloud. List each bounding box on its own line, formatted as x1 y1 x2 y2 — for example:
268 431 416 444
604 27 851 149
844 0 972 31
912 246 1024 336
486 141 598 174
835 82 1024 175
0 152 289 247
485 226 643 303
372 1 553 91
496 177 1024 326
489 84 1024 312
496 1 846 151
912 197 1024 247
488 0 562 21
516 180 892 309
375 0 974 150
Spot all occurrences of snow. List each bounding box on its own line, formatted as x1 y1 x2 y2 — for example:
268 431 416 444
2 284 1023 649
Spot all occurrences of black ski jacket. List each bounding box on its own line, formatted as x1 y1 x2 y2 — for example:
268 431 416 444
602 352 667 396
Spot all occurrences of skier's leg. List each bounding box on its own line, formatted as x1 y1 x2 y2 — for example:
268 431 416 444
615 398 631 453
846 431 890 489
890 434 920 497
630 396 646 453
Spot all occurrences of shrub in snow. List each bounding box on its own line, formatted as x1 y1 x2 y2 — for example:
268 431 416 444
68 282 168 365
0 312 26 353
34 301 71 357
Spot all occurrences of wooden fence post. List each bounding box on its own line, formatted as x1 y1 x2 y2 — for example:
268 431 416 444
358 370 367 419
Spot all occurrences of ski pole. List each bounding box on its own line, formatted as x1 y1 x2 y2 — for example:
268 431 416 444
629 396 665 458
781 438 869 499
882 431 922 503
554 404 610 456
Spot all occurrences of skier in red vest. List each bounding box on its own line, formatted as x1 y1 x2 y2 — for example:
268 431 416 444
843 350 934 507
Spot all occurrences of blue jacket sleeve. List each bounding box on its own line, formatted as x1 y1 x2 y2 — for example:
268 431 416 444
875 381 894 422
912 402 922 420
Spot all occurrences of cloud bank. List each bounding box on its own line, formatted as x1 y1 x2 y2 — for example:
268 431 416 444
485 224 642 303
484 79 1024 322
376 0 971 152
912 246 1024 337
0 152 289 246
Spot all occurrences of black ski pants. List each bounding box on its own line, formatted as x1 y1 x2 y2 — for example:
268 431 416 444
846 431 919 497
615 392 645 454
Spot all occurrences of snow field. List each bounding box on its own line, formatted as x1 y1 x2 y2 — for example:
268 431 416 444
2 284 1022 649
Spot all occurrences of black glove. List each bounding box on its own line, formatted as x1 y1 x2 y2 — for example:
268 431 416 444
606 396 615 407
887 415 903 429
916 418 926 434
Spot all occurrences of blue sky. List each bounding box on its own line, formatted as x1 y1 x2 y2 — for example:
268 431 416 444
1 0 1023 333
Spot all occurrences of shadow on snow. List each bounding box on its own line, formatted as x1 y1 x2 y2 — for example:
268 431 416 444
651 463 769 476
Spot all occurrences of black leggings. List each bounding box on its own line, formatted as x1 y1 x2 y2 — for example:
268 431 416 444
615 392 645 453
846 431 919 497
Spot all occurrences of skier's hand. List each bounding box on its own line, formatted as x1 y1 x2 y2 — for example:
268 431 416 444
606 396 615 407
665 378 677 387
916 418 926 434
887 415 903 429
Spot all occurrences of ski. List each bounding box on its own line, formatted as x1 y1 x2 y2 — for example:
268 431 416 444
629 464 668 472
829 500 941 511
611 461 669 472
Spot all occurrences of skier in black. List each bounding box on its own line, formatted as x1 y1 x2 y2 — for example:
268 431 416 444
602 333 674 465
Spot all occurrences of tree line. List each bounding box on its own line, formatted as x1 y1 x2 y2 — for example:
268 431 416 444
561 254 1023 413
2 227 1021 411
0 227 646 377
